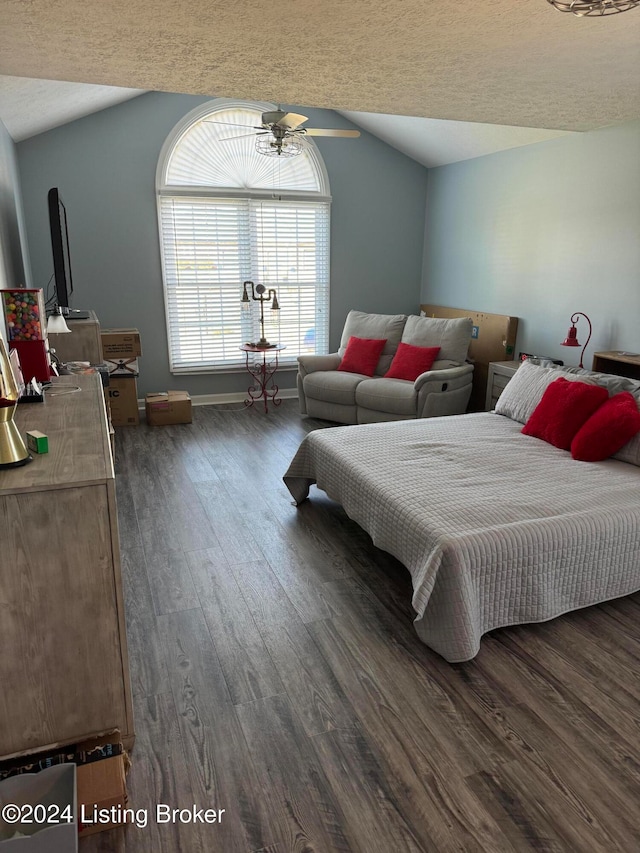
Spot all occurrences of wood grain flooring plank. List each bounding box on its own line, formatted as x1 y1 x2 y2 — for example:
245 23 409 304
187 548 285 705
310 726 433 853
113 466 141 545
316 580 517 774
501 628 640 752
308 617 517 852
258 618 357 736
474 635 640 802
467 764 568 853
143 547 201 616
235 693 355 853
117 426 166 514
119 544 169 698
153 423 220 485
195 481 264 564
160 492 221 553
468 754 623 853
158 607 274 853
118 692 208 852
529 616 640 703
230 559 303 630
500 702 640 851
244 506 333 623
136 499 184 556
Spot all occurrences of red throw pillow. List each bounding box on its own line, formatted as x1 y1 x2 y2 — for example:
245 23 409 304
571 391 640 462
522 377 608 450
384 343 441 382
338 336 387 376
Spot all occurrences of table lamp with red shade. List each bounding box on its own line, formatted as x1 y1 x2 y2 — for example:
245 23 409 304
561 312 592 369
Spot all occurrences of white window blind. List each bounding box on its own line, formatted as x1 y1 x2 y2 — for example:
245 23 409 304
157 101 331 374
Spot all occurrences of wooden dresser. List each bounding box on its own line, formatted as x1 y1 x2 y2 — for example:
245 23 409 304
0 374 134 760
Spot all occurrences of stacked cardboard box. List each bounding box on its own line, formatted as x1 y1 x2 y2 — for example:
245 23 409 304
145 390 192 426
100 329 142 427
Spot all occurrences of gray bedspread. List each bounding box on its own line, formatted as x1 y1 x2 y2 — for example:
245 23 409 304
283 413 640 661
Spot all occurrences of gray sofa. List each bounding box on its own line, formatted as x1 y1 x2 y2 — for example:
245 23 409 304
298 310 474 424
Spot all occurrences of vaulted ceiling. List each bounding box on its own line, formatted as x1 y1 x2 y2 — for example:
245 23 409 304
1 2 638 171
2 0 639 134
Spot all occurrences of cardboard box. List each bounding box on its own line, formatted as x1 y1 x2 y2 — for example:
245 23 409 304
145 390 192 426
76 755 128 838
100 329 142 359
108 376 139 426
104 357 139 377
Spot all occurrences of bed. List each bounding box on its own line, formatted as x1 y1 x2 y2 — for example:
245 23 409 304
283 363 640 662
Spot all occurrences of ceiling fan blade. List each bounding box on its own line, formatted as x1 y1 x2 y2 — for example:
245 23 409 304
220 132 267 141
269 112 308 131
201 119 258 129
304 128 361 138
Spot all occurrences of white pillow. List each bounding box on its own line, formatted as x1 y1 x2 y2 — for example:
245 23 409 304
494 359 596 424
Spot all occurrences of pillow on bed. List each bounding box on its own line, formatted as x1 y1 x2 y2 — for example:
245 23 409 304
384 343 440 381
338 336 387 376
494 359 597 424
571 392 640 462
522 378 608 450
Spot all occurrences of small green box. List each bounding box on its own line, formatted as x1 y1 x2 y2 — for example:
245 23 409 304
26 430 48 454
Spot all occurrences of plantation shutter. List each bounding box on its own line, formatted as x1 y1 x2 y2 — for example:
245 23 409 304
158 101 331 374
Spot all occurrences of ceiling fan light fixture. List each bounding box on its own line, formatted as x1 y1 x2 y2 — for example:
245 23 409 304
547 0 639 14
255 135 304 157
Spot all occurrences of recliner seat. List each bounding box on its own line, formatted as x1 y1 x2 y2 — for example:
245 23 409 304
298 310 474 424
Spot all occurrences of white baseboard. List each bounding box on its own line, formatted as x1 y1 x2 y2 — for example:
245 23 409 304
190 388 299 406
137 388 298 408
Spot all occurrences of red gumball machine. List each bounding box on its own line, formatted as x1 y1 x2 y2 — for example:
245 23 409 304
1 288 53 383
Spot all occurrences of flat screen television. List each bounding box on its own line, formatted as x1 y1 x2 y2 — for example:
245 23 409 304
47 188 89 319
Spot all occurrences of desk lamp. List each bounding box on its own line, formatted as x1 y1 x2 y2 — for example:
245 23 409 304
241 281 280 347
561 312 592 369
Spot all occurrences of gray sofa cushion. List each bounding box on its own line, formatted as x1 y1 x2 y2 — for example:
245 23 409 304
304 370 366 406
338 310 407 375
402 315 473 363
355 377 417 416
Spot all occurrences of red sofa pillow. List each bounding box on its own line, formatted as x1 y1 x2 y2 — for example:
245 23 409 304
384 343 441 382
522 377 608 450
338 336 387 376
571 391 640 462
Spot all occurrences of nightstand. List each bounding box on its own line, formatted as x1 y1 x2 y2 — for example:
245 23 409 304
592 351 640 382
486 360 521 410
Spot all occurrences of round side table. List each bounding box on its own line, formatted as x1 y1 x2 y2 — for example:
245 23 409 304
240 344 286 413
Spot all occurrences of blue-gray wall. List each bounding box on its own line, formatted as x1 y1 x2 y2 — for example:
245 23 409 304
0 118 32 344
17 92 428 396
422 120 640 365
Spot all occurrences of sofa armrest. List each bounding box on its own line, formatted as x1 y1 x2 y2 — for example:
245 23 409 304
297 353 341 377
413 362 474 391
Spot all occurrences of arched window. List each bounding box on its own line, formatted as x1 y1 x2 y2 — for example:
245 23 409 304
157 99 331 372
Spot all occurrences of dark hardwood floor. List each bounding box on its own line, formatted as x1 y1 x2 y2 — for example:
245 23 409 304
82 401 640 852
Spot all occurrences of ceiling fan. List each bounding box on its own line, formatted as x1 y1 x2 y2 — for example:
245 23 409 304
203 109 360 157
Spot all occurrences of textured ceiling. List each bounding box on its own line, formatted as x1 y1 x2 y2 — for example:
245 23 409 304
339 111 573 167
0 76 144 141
1 1 639 132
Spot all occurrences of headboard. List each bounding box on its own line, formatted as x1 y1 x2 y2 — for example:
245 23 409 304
420 304 519 412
